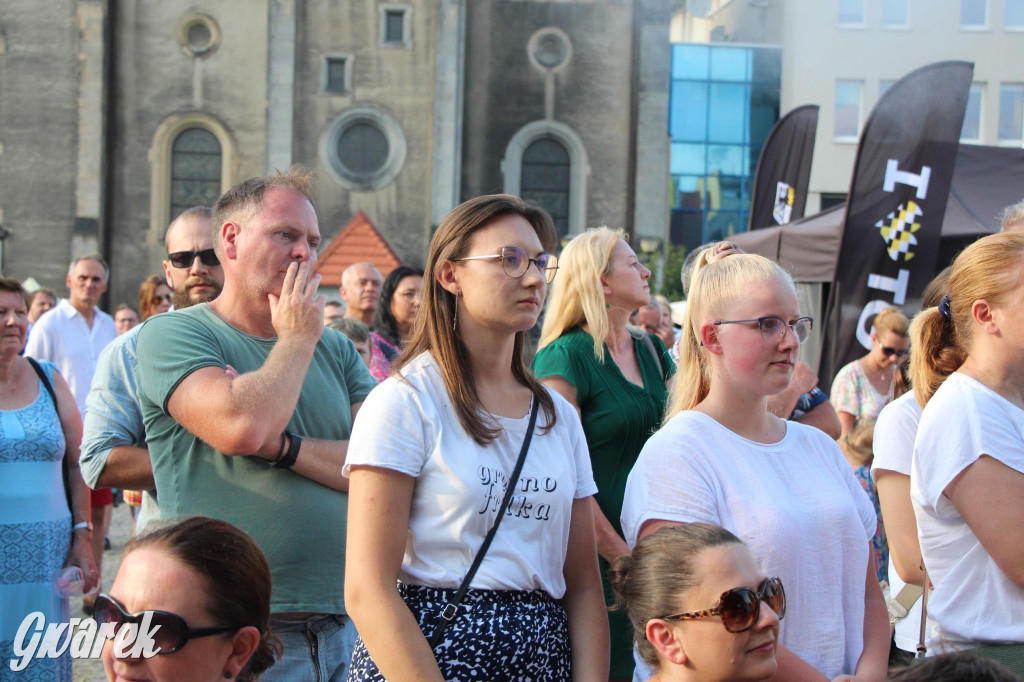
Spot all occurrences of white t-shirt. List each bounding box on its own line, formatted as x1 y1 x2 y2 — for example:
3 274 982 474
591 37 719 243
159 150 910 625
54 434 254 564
911 372 1024 651
24 299 117 417
871 391 925 652
621 411 876 679
344 352 597 599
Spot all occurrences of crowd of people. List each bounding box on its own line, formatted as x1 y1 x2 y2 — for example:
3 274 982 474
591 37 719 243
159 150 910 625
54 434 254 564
2 170 1024 682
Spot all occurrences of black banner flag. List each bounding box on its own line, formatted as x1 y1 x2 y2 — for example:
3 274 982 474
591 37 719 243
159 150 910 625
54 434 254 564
748 105 818 230
826 61 973 381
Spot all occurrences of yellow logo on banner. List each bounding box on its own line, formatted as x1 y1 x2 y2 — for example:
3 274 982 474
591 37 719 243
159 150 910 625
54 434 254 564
876 201 923 261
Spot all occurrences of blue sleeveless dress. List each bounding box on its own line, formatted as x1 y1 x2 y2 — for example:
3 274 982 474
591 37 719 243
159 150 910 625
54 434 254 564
0 360 72 681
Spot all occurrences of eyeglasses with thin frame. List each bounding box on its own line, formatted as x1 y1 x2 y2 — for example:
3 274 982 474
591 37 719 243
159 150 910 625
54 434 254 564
454 246 559 283
880 345 908 358
714 316 813 345
167 249 220 269
661 577 786 633
93 593 242 655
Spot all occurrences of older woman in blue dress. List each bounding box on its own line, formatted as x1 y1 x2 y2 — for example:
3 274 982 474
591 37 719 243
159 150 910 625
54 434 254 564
0 277 97 680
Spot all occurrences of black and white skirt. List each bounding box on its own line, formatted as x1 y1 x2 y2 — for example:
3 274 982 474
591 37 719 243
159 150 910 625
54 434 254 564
346 583 572 681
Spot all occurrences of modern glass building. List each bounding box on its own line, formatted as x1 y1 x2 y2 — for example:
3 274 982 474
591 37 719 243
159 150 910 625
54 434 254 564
668 43 781 251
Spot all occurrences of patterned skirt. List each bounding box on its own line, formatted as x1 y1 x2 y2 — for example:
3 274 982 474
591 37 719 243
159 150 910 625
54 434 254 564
347 584 571 681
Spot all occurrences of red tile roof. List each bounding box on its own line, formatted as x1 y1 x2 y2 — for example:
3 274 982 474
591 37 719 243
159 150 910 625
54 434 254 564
315 210 402 286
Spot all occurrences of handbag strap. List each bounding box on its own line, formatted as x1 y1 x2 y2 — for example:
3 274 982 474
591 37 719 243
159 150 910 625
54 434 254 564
26 357 57 405
917 565 929 659
640 333 663 377
25 358 74 514
428 396 540 648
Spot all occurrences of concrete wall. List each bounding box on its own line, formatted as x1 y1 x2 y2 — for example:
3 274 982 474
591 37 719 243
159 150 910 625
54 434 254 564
106 0 269 308
0 3 82 289
294 0 437 267
461 0 634 230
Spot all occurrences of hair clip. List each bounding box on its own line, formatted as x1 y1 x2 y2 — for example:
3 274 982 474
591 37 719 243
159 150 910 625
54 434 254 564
938 294 952 320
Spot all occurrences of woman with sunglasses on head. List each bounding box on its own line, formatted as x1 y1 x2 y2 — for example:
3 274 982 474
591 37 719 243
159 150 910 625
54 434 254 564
533 226 675 681
621 252 888 682
609 524 784 682
907 233 1024 670
138 274 173 321
98 516 279 681
344 195 608 681
374 265 424 350
830 306 910 440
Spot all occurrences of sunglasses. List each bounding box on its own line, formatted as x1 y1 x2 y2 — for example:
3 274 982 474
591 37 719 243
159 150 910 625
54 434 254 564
167 249 220 269
880 345 909 358
152 293 173 304
93 594 242 655
714 316 813 345
661 577 786 633
454 246 559 283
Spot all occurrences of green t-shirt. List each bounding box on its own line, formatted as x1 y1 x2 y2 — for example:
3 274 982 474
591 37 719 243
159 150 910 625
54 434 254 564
533 326 674 675
533 326 674 536
135 304 377 614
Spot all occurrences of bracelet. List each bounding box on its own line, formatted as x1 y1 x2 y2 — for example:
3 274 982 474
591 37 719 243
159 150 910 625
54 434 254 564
269 431 288 465
273 432 302 469
71 521 92 533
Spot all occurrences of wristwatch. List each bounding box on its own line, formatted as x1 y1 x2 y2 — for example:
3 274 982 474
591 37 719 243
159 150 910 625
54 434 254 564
71 521 93 533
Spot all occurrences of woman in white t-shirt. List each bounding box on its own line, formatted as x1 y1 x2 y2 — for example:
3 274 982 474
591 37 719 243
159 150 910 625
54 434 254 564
343 194 609 681
908 232 1024 667
870 266 950 663
621 250 889 681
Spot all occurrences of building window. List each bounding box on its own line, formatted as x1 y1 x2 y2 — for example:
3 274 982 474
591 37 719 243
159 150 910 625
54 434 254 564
1007 0 1024 29
881 0 909 27
378 4 411 47
520 137 570 238
960 0 988 28
667 44 781 249
321 55 352 94
501 121 590 238
322 106 407 190
835 80 863 140
170 128 221 221
838 0 865 25
999 84 1024 143
961 83 983 142
820 193 848 211
177 14 221 58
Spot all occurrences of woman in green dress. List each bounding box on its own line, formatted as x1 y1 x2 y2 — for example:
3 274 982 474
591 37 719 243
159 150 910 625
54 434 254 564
534 227 674 680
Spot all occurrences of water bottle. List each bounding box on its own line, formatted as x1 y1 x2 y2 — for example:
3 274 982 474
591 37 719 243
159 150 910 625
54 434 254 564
52 566 85 597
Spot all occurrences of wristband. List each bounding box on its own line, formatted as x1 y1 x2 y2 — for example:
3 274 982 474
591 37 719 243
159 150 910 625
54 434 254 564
270 431 288 465
71 521 93 533
274 432 302 469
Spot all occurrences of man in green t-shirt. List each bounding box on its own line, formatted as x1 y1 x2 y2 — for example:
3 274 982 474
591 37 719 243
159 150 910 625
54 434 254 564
135 167 377 681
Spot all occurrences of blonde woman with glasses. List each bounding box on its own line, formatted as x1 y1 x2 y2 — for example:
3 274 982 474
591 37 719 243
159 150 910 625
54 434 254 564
621 251 888 681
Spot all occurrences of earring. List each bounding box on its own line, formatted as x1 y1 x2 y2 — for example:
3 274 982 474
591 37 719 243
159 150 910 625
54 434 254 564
223 673 232 679
452 290 460 332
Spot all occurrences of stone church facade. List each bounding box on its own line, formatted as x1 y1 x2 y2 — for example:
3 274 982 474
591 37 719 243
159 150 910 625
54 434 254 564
0 0 670 307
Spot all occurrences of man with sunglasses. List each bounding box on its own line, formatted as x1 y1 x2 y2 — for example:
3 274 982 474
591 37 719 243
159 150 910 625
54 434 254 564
134 168 377 682
81 206 224 536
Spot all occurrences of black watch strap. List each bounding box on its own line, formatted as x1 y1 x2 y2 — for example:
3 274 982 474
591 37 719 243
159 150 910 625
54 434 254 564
274 432 302 469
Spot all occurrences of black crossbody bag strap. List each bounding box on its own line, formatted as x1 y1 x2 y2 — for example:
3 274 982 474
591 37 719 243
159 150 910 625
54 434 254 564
428 396 540 649
26 357 74 514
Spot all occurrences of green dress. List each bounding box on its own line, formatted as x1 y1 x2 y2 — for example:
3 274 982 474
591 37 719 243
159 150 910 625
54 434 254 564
534 326 674 677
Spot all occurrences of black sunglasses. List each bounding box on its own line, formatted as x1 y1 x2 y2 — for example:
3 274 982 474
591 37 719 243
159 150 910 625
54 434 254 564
167 249 220 269
93 593 242 655
880 345 909 358
661 577 786 633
